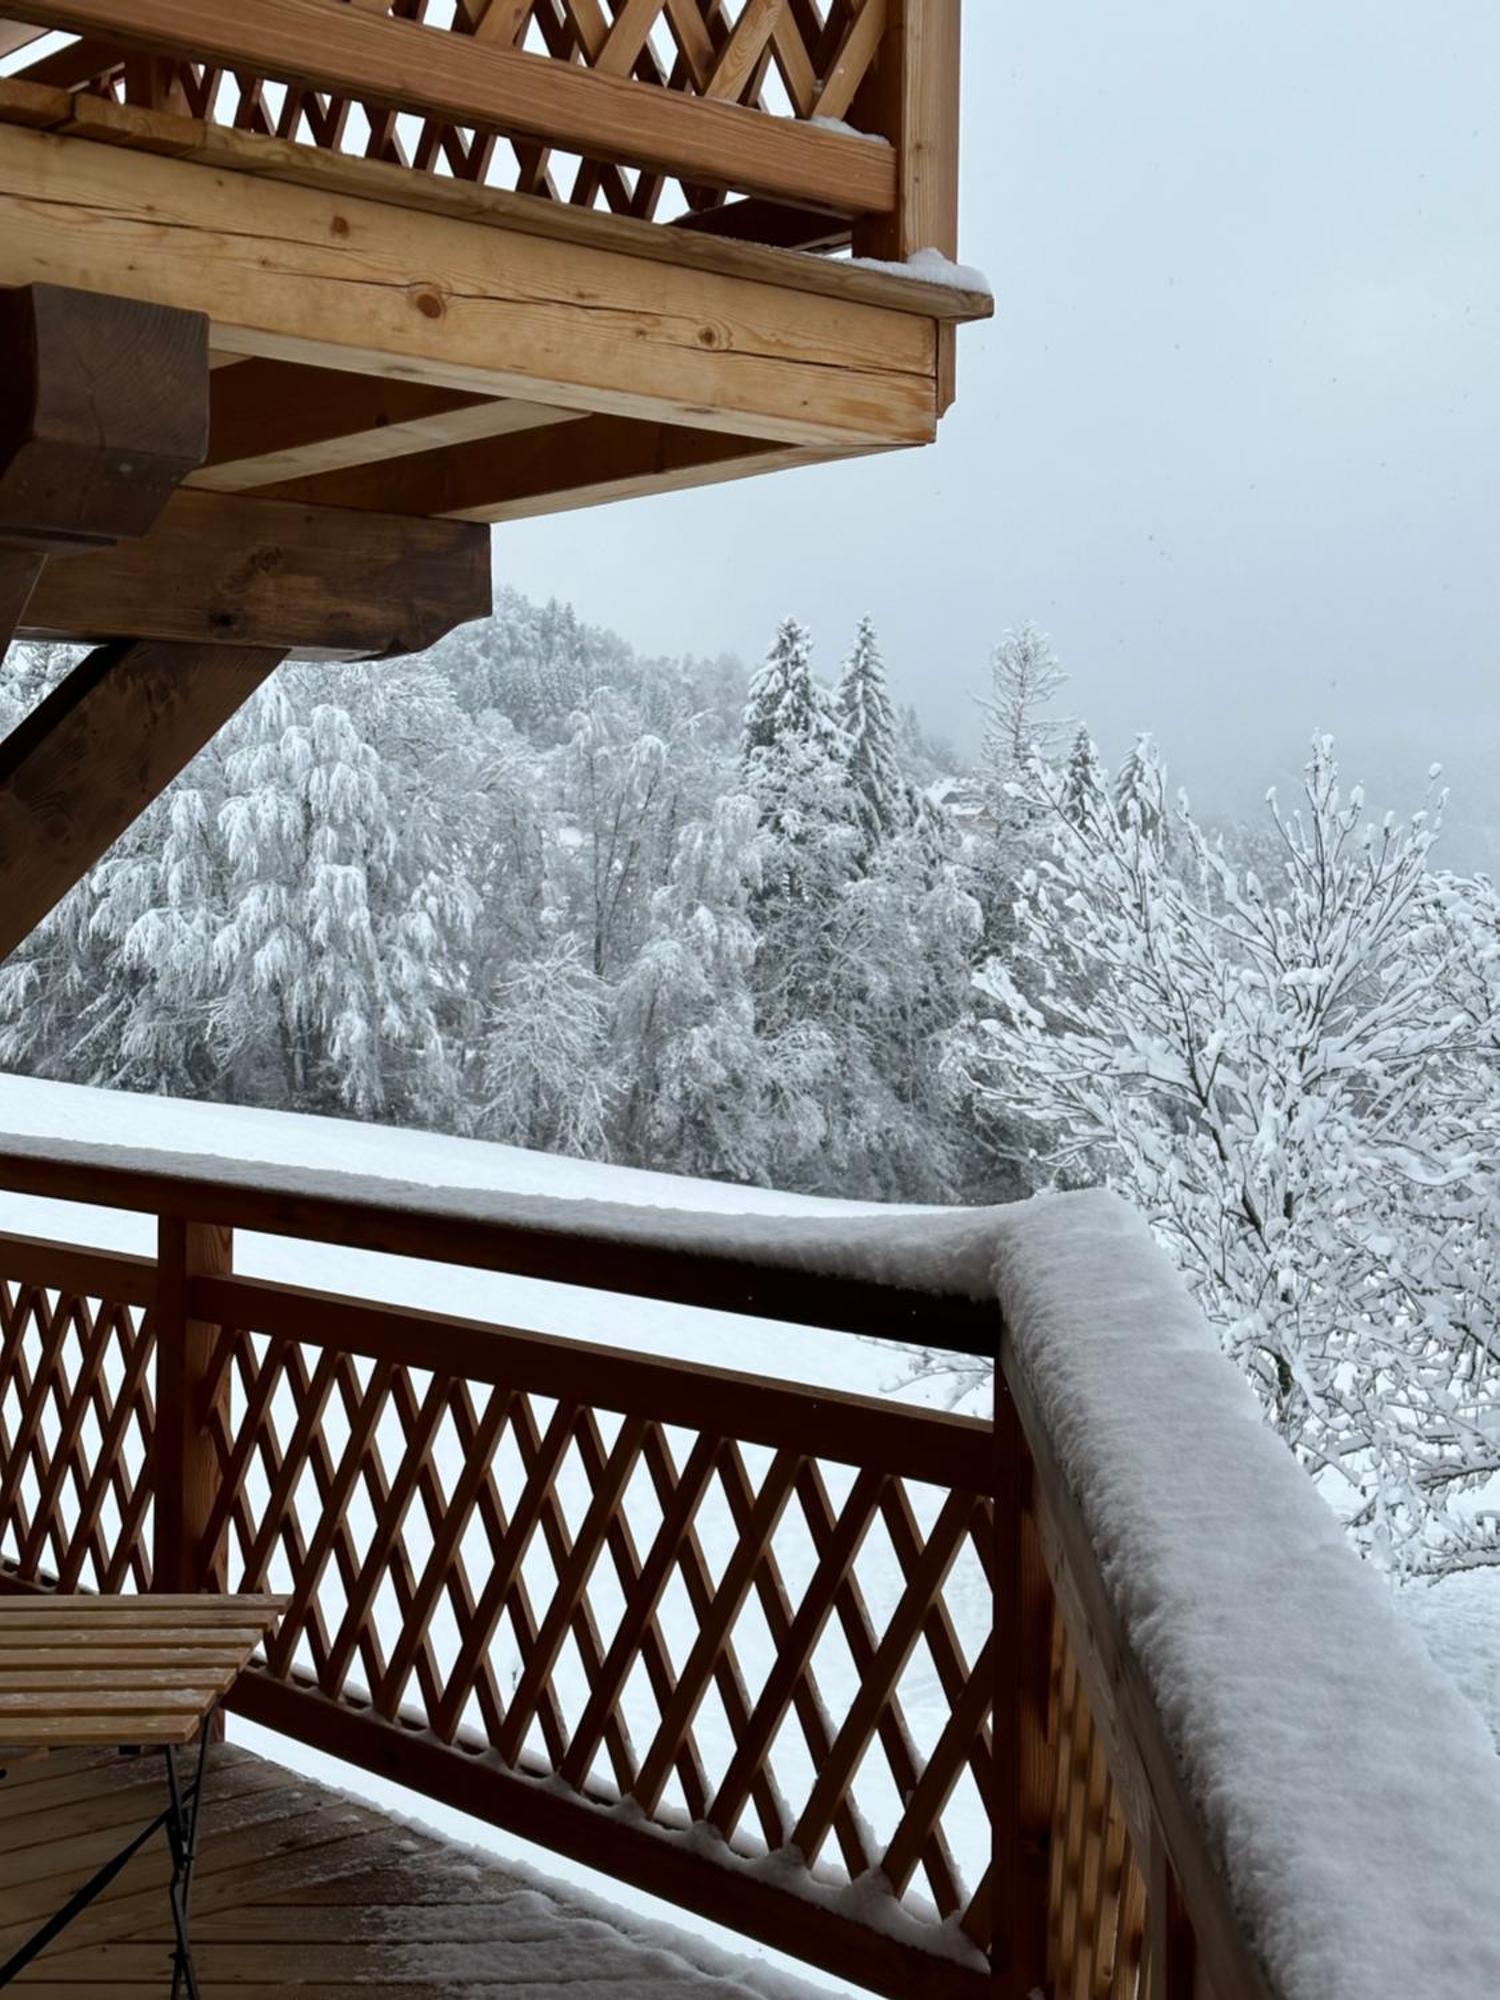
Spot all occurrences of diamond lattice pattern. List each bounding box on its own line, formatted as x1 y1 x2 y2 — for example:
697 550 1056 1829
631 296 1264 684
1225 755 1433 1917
208 1328 996 1939
28 0 890 224
0 1278 156 1594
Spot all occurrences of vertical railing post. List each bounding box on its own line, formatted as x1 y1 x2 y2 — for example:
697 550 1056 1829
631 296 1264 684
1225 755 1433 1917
153 1215 231 1595
1147 1826 1199 2000
854 0 964 408
993 1381 1054 1995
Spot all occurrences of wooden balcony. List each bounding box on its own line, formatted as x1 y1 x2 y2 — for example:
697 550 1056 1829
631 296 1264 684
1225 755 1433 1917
0 0 988 588
8 1116 1494 2000
0 1138 1181 1998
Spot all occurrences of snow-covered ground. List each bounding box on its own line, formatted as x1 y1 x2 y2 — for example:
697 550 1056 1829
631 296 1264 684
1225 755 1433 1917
4 1075 1500 1998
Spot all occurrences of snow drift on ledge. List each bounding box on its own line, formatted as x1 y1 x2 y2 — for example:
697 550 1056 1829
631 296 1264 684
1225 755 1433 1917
3 1075 1500 1998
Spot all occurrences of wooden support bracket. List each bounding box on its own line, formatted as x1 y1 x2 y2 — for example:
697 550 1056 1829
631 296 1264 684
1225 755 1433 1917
0 281 209 650
0 639 285 959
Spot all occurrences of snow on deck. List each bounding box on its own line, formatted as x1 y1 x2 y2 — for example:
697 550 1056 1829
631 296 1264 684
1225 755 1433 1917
4 1076 1500 1996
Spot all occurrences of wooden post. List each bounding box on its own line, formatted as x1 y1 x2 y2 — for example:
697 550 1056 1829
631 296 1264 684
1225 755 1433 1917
854 0 964 411
992 1383 1053 1995
153 1216 232 1595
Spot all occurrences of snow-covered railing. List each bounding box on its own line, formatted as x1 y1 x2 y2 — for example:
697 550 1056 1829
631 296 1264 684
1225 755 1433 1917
2 1132 1499 1999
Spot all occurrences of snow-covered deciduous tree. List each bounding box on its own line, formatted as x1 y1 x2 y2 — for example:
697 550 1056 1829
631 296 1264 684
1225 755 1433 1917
977 623 1068 818
612 793 773 1183
963 734 1500 1576
211 663 473 1121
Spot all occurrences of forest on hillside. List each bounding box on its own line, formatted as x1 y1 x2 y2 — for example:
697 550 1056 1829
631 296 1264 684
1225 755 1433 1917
5 596 1500 1578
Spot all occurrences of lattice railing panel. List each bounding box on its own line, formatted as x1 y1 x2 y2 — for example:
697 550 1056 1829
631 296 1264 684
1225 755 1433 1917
203 1312 999 1940
0 1274 155 1594
1047 1614 1147 2000
4 0 892 224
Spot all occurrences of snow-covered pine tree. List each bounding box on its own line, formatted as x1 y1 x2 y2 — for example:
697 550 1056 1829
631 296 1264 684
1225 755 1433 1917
834 616 911 850
739 619 857 1020
1113 730 1167 845
1060 724 1105 827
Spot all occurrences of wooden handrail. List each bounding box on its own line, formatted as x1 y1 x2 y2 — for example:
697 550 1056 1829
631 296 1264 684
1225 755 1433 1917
0 1142 997 1353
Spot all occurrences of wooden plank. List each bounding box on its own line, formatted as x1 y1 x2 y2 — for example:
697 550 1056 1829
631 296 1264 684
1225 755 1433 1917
197 363 579 492
0 121 940 452
0 1231 155 1309
233 1669 990 2000
0 549 43 657
0 640 283 961
0 1647 253 1667
21 490 492 657
254 415 826 523
0 22 49 55
2 0 897 212
0 82 991 323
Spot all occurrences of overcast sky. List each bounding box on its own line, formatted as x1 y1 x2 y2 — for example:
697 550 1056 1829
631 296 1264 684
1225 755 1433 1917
501 2 1500 855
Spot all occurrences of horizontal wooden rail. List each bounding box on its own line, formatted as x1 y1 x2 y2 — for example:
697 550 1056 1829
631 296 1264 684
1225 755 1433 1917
191 1272 994 1489
0 1229 157 1309
2 0 899 214
0 1145 996 1353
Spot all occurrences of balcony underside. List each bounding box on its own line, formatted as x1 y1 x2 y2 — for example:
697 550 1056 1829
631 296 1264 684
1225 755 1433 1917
0 77 987 654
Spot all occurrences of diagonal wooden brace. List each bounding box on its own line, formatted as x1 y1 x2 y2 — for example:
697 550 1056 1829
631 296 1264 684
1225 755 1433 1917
0 639 285 960
0 282 209 652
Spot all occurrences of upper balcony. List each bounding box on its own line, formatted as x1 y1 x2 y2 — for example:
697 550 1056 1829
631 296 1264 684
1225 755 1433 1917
0 0 989 619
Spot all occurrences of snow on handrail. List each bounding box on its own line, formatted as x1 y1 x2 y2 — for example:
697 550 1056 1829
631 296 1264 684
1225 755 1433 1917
997 1191 1500 2000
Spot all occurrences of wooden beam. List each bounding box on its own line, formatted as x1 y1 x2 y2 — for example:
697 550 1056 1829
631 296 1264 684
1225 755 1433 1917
0 280 207 667
1 0 898 214
854 0 961 262
21 489 492 657
0 281 208 551
0 81 993 323
854 0 963 409
0 22 47 56
0 639 284 958
254 415 834 523
196 361 577 493
0 120 941 452
0 550 42 657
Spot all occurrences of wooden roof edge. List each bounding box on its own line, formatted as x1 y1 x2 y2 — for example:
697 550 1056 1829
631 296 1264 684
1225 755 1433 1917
0 80 995 327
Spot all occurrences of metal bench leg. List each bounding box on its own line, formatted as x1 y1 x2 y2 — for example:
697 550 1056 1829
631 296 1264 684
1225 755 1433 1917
164 1719 213 2000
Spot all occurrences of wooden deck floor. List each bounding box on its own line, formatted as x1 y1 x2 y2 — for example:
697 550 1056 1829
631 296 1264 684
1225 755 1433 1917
0 1741 799 1997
